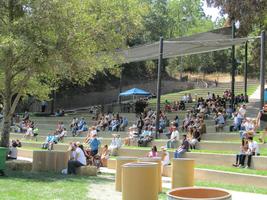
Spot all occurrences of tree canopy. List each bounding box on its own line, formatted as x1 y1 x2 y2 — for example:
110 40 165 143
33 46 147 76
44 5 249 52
0 0 145 147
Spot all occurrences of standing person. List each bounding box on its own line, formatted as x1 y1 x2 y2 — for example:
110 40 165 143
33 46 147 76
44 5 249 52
259 126 267 144
174 135 189 158
137 116 144 136
41 101 48 112
87 133 101 156
237 105 247 127
67 143 86 174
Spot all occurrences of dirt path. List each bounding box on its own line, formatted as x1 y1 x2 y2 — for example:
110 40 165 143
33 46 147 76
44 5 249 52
87 174 122 200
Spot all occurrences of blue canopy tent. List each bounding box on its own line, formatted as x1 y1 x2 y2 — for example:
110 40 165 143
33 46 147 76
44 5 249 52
119 88 151 97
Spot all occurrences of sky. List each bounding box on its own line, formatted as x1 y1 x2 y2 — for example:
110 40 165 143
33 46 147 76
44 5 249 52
202 0 222 21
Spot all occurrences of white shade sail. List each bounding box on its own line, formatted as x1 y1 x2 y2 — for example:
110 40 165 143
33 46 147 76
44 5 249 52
116 27 259 64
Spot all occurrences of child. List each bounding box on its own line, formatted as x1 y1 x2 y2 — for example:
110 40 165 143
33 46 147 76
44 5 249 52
8 141 18 160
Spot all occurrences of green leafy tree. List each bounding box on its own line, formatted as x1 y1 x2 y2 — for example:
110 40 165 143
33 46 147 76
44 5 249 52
206 0 267 36
0 0 144 147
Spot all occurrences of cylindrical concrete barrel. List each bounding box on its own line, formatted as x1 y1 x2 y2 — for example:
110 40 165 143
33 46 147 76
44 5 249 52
115 157 138 192
55 151 69 172
138 157 162 193
167 187 232 200
32 151 47 172
45 151 57 171
171 158 195 189
122 162 158 200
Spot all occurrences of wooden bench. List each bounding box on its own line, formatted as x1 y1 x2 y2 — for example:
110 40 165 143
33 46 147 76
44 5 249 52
77 165 97 176
6 160 32 171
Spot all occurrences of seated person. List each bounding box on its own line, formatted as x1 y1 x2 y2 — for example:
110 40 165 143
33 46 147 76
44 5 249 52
244 137 260 168
7 140 18 160
109 119 120 132
167 126 179 149
161 146 170 172
120 117 128 131
75 122 88 136
67 143 86 174
174 134 189 158
138 127 153 147
100 145 109 167
147 145 158 158
165 122 176 139
215 112 225 132
109 134 122 156
55 109 65 117
56 128 67 141
188 126 201 150
124 125 138 146
42 133 58 150
233 138 248 167
24 125 33 138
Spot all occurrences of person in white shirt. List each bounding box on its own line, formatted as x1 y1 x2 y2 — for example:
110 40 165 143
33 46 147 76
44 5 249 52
245 137 260 168
161 146 170 172
8 141 18 160
109 134 122 156
67 143 86 174
24 126 33 138
167 126 179 148
237 105 246 126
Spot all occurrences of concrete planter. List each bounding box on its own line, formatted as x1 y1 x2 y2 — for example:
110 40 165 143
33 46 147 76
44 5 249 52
167 187 231 200
122 162 158 200
138 157 162 193
115 156 138 192
171 158 195 189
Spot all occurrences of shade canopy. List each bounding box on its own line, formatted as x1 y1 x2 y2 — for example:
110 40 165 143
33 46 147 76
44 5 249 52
115 27 259 64
119 88 151 96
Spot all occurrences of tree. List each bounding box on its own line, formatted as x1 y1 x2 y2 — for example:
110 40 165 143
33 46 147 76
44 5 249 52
0 0 144 147
206 0 267 36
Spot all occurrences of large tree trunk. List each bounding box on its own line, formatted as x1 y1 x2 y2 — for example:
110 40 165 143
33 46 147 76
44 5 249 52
0 58 12 147
0 99 11 147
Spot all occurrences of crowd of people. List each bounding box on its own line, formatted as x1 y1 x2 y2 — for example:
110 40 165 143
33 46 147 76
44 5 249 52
8 87 266 175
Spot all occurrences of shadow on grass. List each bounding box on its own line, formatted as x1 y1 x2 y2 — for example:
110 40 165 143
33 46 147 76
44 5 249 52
0 170 113 184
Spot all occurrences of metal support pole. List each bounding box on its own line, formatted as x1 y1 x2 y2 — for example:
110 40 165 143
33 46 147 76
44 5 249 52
260 30 266 109
118 66 123 104
155 37 163 139
231 21 236 109
244 41 248 97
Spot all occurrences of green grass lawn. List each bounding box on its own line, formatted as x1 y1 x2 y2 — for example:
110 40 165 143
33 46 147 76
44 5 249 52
149 83 258 104
122 146 267 156
0 171 90 200
196 164 267 177
1 170 267 200
0 170 166 200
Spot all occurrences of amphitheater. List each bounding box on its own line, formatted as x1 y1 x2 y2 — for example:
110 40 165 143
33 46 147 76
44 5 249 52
5 81 267 200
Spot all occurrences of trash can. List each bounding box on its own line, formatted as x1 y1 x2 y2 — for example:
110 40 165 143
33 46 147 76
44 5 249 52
0 147 8 175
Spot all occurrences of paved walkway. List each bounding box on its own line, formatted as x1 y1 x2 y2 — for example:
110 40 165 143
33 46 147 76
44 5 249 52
246 84 261 117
